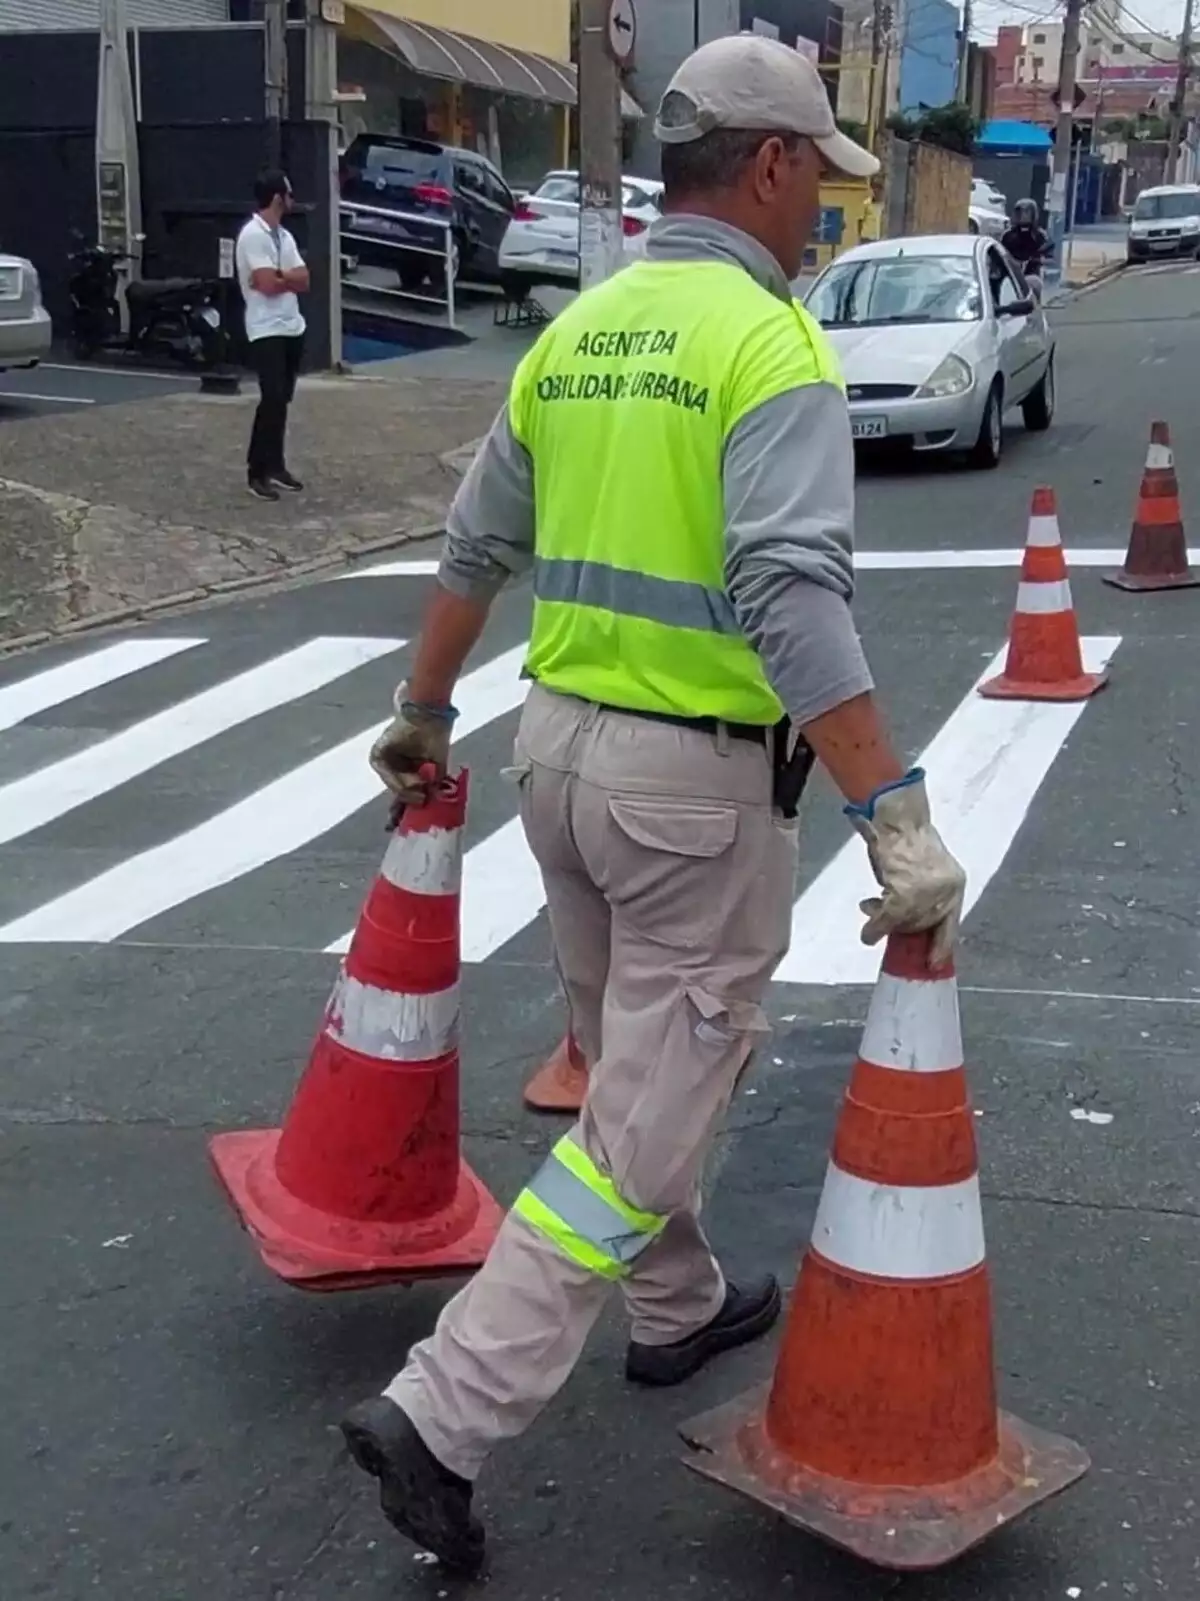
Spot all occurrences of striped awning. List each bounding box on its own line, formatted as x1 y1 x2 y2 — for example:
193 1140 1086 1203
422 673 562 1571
352 7 643 119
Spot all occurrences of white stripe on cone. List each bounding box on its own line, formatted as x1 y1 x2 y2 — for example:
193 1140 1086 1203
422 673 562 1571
1016 578 1073 614
1025 514 1062 549
859 973 963 1074
1146 441 1173 470
810 1165 986 1280
379 824 463 897
325 970 460 1060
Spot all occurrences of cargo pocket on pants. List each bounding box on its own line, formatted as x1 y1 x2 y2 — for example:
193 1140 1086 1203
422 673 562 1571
606 795 738 951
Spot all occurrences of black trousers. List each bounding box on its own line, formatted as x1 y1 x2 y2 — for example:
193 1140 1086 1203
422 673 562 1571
247 333 304 480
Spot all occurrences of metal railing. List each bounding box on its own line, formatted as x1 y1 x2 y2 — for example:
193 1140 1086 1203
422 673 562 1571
338 200 457 330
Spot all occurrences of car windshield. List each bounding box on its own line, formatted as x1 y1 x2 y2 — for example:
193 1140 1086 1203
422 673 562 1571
807 256 983 326
535 176 580 203
1134 191 1200 219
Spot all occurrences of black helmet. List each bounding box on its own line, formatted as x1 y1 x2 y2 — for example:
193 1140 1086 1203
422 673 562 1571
1013 198 1038 227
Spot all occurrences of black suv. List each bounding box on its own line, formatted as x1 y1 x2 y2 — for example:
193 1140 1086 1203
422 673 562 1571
340 134 516 290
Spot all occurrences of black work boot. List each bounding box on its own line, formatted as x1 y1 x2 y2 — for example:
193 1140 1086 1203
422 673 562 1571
341 1398 485 1576
625 1275 782 1387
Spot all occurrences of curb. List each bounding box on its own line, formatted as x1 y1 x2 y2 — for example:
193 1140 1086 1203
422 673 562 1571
1048 258 1126 305
0 522 445 660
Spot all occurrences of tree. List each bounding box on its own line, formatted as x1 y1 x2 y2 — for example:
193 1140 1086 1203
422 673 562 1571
885 103 978 155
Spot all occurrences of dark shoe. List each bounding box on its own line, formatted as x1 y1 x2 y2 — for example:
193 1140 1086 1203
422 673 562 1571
247 477 279 501
341 1398 485 1576
625 1275 782 1387
270 469 304 492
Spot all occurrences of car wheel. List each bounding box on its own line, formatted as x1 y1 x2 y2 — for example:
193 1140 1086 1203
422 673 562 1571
968 217 979 235
969 382 1004 469
398 266 427 292
1021 355 1054 432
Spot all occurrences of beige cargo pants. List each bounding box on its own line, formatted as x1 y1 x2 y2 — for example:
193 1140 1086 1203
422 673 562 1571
384 683 799 1479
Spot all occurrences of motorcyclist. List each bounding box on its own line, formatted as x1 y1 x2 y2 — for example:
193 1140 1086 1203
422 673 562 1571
1001 198 1052 274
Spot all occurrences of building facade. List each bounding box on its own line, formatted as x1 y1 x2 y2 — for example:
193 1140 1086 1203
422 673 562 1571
336 0 626 189
896 0 957 111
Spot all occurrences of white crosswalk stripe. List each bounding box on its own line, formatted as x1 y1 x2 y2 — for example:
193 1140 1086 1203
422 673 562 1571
0 630 1120 979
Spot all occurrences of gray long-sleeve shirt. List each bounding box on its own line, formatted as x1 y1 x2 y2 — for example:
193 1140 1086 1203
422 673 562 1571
439 214 874 726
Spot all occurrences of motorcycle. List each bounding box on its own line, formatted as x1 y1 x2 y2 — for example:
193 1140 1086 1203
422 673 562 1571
68 240 224 368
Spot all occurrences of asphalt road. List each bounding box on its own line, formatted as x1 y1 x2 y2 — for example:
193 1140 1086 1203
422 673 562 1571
0 357 196 419
4 263 1200 1601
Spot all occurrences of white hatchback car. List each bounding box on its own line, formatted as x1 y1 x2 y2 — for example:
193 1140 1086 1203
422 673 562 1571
969 177 1008 238
498 170 664 294
0 251 52 373
804 234 1055 468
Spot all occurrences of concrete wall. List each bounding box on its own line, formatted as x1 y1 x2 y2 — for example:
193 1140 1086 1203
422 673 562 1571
627 0 739 176
888 138 971 233
898 0 957 112
358 0 571 61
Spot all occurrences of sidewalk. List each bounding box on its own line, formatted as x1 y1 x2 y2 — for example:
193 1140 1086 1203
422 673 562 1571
0 371 503 650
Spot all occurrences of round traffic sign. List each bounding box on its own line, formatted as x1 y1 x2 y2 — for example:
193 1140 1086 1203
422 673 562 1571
607 0 637 66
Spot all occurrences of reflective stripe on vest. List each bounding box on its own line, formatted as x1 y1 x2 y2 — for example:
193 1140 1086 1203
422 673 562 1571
512 1135 668 1280
534 556 740 637
510 258 844 726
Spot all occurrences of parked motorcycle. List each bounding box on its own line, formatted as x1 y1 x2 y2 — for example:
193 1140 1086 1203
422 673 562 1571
68 240 223 368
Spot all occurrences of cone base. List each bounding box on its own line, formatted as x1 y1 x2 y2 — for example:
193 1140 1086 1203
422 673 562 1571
1103 569 1200 592
979 667 1109 703
522 1045 588 1114
680 1385 1090 1572
209 1128 503 1292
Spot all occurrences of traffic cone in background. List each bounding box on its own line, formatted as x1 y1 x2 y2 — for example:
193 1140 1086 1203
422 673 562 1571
523 1029 589 1113
979 486 1109 701
680 932 1089 1570
1105 421 1200 591
209 772 502 1291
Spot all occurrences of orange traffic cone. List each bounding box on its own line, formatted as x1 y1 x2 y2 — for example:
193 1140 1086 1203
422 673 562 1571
1105 421 1200 591
523 1030 589 1113
980 486 1108 701
681 932 1089 1570
209 772 503 1291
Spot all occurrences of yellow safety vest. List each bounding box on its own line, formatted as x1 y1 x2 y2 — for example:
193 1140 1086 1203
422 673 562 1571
509 256 844 727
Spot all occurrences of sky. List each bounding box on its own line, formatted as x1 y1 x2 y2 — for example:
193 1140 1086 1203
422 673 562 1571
970 0 1187 43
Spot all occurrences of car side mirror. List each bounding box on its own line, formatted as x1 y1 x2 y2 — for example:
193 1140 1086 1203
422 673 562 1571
999 297 1035 317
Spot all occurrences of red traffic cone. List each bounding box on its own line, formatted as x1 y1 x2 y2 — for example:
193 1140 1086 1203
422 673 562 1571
523 1030 589 1113
980 486 1108 702
1105 420 1200 591
681 932 1089 1570
209 772 502 1291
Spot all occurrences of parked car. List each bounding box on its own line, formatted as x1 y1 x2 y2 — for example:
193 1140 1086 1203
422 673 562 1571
498 170 664 295
804 234 1055 469
969 177 1009 237
0 251 52 374
1125 184 1200 262
339 134 516 289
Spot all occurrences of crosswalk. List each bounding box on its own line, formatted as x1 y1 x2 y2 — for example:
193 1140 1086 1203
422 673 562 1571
0 626 1122 983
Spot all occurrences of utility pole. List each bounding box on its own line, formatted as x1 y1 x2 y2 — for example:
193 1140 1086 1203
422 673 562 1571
867 0 887 153
1046 0 1084 285
956 0 973 103
264 0 288 170
1165 0 1195 182
305 0 342 371
578 0 629 291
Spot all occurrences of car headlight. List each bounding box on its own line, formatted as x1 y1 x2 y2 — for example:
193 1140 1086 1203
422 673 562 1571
915 354 973 399
1184 220 1200 233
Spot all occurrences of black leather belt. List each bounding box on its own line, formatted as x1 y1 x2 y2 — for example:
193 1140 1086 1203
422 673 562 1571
594 701 769 745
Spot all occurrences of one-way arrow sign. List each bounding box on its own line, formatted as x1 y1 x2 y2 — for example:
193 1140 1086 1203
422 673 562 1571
607 0 637 67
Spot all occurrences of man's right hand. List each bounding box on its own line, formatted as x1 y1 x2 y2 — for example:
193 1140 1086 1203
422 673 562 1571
846 772 966 968
368 686 454 805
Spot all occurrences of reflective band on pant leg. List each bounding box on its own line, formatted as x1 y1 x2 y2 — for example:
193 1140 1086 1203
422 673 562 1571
512 1135 668 1279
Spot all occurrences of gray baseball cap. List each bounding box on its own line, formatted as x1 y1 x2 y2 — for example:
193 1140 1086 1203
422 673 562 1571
654 33 880 180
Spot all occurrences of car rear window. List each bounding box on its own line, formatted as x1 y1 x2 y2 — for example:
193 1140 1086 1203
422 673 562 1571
349 140 446 185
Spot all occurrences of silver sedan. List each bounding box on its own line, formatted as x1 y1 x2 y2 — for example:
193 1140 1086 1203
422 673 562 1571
803 234 1055 468
0 251 52 373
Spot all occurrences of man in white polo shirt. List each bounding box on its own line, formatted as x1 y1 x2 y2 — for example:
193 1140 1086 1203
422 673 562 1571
236 169 309 501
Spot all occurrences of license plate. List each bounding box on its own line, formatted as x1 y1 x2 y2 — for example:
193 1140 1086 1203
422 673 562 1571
852 416 888 440
1151 238 1175 250
0 267 20 299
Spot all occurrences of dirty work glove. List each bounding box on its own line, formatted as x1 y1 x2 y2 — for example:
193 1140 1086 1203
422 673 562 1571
368 682 457 806
845 770 966 968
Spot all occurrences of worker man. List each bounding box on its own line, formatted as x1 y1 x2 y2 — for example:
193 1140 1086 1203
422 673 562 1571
342 34 967 1575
